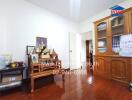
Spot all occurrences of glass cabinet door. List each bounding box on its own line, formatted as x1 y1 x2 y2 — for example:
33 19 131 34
97 22 107 53
111 16 124 54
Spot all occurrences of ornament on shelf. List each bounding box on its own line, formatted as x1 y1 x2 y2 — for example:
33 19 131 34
36 47 40 53
40 54 50 59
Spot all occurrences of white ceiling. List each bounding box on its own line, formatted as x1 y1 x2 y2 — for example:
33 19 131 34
26 0 125 22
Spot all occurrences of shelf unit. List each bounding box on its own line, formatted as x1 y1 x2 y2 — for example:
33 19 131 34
94 7 132 84
0 67 26 91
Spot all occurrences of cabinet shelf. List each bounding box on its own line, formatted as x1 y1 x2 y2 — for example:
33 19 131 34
98 29 106 32
98 48 106 53
98 37 106 40
112 34 122 37
0 81 22 90
112 24 124 29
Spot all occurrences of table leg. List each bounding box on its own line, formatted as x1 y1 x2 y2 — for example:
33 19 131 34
31 78 34 93
62 72 65 82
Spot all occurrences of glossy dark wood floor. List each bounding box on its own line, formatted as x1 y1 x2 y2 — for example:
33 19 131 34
0 69 132 100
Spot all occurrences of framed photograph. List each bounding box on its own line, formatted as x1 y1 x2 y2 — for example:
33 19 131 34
31 54 38 63
36 37 47 48
26 46 35 55
98 41 105 47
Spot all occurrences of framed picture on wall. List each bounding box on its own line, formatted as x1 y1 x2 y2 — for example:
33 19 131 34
26 46 35 55
36 37 47 48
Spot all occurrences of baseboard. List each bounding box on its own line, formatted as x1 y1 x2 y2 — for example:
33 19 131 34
70 68 82 71
64 68 70 71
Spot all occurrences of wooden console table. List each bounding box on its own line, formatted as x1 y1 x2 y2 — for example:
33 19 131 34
30 64 65 92
27 45 66 92
29 58 65 92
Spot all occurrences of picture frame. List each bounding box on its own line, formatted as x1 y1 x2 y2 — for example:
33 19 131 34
26 46 35 55
36 37 47 48
31 54 38 63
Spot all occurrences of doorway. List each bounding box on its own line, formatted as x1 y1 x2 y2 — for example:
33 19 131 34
69 32 81 70
86 40 90 63
86 40 93 69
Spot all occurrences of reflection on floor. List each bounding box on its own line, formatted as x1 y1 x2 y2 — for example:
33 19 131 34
0 69 131 100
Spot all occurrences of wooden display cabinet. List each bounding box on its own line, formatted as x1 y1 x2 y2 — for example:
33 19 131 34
94 7 132 84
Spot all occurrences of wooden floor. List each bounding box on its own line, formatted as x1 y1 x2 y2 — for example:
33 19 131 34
0 69 132 100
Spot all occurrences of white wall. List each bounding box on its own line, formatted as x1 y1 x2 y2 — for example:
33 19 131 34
0 0 79 68
0 5 7 54
79 0 132 54
0 19 7 54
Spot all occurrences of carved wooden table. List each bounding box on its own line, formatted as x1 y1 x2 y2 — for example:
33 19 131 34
30 63 65 92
